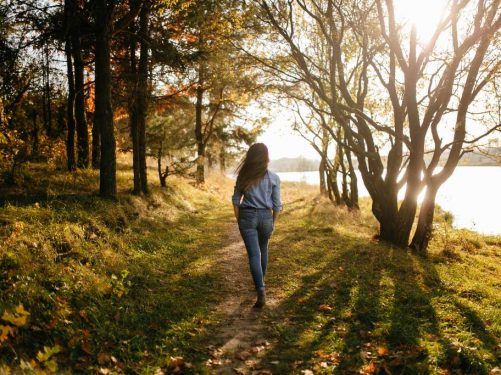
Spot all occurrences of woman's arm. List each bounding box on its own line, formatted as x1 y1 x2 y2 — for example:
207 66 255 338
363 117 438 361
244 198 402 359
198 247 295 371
232 185 242 221
272 209 280 223
271 176 282 224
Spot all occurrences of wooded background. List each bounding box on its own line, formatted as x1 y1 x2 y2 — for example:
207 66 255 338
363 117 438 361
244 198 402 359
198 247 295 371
1 0 500 254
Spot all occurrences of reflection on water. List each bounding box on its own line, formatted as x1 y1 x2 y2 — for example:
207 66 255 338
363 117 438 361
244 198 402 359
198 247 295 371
276 166 501 235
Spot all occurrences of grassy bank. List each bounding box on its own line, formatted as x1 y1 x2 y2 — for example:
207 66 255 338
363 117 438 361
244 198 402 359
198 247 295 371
0 163 500 374
0 163 234 373
260 184 501 374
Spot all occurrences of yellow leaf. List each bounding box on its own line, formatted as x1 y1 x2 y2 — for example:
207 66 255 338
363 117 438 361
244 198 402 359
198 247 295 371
2 304 30 327
0 325 15 343
15 304 30 317
44 360 58 373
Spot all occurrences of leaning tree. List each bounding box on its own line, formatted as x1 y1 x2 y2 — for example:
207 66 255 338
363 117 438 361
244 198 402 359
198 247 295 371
260 0 501 253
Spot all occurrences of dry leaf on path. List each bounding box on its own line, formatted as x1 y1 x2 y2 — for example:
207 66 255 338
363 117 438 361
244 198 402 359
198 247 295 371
236 351 252 361
377 346 389 356
360 362 378 374
319 304 333 311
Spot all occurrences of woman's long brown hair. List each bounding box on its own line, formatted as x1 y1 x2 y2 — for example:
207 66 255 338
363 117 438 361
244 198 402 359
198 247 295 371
235 143 269 192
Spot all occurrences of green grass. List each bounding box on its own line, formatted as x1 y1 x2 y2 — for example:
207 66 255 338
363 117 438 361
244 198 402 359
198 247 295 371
0 162 234 373
257 187 501 375
0 164 500 374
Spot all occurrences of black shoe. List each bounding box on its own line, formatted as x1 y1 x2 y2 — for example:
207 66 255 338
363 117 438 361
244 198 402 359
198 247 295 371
253 288 266 308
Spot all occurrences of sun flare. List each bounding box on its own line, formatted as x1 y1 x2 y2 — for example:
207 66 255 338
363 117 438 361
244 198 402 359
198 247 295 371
394 0 449 41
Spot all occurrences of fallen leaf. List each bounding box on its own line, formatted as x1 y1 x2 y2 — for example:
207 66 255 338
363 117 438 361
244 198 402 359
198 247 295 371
377 346 389 356
319 304 333 311
255 339 270 346
360 362 377 374
168 356 184 368
97 353 110 364
236 351 252 361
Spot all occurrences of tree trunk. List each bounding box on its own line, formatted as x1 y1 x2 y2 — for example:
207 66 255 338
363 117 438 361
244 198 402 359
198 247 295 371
72 25 89 169
195 60 205 184
319 156 327 196
374 202 400 243
207 151 214 169
64 24 76 172
410 185 439 255
31 109 39 158
137 0 149 195
91 111 100 169
128 0 149 195
327 165 341 205
43 44 53 137
128 20 141 195
219 148 226 173
319 126 329 195
94 0 116 198
56 103 65 135
326 169 334 202
345 137 359 209
157 143 167 187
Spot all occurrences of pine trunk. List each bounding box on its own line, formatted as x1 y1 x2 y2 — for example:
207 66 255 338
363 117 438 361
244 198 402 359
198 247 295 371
64 29 76 171
72 28 89 169
128 20 141 195
94 0 116 198
91 112 100 169
137 1 149 195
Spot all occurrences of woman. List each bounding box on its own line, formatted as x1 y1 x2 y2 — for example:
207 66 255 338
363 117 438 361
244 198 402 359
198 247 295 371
232 143 282 308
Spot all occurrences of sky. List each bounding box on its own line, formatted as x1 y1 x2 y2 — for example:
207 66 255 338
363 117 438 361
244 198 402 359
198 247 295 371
256 107 320 161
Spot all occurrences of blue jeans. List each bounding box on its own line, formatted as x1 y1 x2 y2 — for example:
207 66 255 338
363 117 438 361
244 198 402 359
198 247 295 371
238 208 274 290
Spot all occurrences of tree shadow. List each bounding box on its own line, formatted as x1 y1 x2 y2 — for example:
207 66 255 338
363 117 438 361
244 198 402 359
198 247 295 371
252 200 498 374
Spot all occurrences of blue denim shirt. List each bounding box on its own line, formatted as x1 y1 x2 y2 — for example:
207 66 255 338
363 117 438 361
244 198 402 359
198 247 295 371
232 170 282 211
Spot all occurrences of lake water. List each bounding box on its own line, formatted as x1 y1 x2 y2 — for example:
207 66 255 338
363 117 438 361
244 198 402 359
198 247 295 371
276 166 501 235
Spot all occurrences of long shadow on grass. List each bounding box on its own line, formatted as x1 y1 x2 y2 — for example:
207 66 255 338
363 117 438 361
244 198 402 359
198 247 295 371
254 202 497 374
415 256 500 373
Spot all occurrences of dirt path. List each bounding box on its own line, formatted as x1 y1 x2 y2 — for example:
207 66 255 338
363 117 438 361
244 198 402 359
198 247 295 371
204 224 279 375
